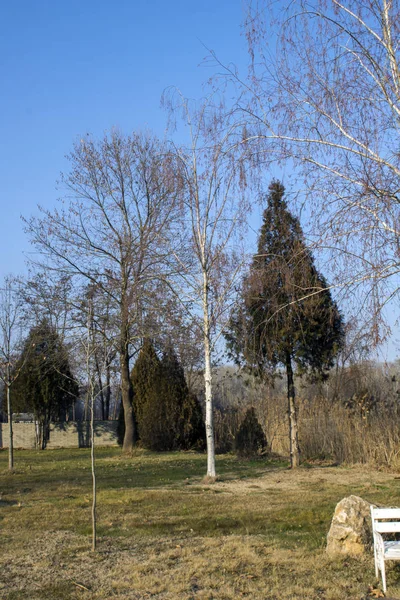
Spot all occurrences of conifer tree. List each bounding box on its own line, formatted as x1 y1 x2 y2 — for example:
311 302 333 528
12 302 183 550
12 320 78 448
226 180 344 467
130 340 204 451
235 407 267 458
158 345 204 450
130 339 160 439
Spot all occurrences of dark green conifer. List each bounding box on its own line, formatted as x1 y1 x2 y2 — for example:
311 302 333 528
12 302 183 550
12 320 78 448
130 339 161 440
235 407 267 458
226 180 344 467
131 341 204 451
158 345 204 450
182 390 205 450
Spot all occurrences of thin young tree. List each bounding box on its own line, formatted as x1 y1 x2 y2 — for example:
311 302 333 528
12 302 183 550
83 284 117 421
0 276 24 470
87 291 97 552
226 181 344 467
164 90 252 477
25 131 180 452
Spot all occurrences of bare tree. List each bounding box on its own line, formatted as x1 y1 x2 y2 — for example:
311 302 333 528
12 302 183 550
165 91 252 477
0 277 24 470
25 131 180 452
229 0 400 338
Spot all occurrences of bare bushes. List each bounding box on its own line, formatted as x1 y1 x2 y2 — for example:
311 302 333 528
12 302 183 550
211 394 400 468
214 408 241 454
298 399 400 469
202 364 400 468
254 393 400 469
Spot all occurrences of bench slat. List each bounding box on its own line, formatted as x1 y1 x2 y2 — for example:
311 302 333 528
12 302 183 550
384 541 400 558
372 508 400 519
375 522 400 533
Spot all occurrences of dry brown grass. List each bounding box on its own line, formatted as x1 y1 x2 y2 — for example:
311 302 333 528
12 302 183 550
1 449 400 599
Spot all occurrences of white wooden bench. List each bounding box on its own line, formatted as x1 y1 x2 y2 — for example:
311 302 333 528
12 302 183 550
371 506 400 592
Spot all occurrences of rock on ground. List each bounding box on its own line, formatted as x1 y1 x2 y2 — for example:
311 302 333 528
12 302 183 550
326 494 373 555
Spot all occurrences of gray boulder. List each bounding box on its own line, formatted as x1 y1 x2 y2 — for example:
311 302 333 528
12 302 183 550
326 495 373 555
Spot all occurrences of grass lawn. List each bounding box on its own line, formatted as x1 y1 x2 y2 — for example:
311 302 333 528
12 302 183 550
0 448 400 599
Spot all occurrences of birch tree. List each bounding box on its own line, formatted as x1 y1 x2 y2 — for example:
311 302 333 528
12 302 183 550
25 131 180 452
165 91 252 477
232 0 400 337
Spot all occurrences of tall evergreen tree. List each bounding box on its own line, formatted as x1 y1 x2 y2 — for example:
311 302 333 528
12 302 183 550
12 320 79 448
226 180 344 467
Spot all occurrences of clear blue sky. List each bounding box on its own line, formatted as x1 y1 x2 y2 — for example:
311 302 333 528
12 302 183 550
0 0 248 278
1 0 398 360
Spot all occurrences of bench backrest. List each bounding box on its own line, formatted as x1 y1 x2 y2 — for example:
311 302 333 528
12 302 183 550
371 507 400 534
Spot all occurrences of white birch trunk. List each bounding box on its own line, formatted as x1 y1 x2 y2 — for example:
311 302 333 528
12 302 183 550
6 383 13 471
203 272 216 478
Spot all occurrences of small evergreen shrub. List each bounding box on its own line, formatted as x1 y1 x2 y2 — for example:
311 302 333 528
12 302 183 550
235 407 267 458
130 341 205 451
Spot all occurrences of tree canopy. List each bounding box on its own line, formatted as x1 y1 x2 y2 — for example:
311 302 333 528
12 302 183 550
25 131 181 453
240 0 400 340
227 180 344 376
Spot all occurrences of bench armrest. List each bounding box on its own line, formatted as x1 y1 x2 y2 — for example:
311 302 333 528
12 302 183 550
374 531 385 561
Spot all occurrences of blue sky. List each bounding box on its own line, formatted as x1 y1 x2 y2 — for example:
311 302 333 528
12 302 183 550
0 0 248 278
1 0 398 360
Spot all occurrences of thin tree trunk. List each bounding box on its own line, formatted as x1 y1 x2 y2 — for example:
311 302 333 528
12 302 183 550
105 364 111 421
6 384 13 471
91 386 96 551
83 392 89 422
120 343 137 453
203 273 216 478
95 352 105 421
42 415 50 450
286 353 300 468
87 296 97 551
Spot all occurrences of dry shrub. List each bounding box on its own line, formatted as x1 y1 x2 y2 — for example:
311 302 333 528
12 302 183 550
213 408 241 453
208 363 400 469
298 398 400 468
250 391 400 469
